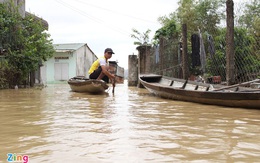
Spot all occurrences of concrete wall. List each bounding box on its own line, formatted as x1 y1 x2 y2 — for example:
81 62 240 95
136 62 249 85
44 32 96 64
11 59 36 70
128 55 138 86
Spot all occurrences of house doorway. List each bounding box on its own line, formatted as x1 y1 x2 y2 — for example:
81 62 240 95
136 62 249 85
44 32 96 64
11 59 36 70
54 63 69 81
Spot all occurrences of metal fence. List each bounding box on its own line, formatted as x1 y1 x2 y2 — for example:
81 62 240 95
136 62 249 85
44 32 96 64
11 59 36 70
149 39 182 79
146 1 259 84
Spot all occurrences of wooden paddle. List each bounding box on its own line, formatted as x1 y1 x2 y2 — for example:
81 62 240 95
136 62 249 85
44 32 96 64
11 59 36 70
112 78 116 94
213 79 260 91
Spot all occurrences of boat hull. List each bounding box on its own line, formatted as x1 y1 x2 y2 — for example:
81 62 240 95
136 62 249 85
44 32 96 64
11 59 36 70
140 75 260 109
68 77 109 94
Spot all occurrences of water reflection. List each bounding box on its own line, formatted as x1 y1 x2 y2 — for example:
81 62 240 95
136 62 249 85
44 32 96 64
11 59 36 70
0 83 259 162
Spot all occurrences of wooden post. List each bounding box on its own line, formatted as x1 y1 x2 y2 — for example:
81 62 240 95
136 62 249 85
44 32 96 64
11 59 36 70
159 37 164 75
226 0 235 85
137 45 151 88
182 24 189 80
128 54 138 86
145 46 151 73
30 71 35 87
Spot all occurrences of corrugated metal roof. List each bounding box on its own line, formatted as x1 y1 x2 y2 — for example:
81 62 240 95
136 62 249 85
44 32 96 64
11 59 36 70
53 43 86 53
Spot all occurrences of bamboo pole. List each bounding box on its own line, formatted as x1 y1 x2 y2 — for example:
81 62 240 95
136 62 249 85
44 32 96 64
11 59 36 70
213 79 260 91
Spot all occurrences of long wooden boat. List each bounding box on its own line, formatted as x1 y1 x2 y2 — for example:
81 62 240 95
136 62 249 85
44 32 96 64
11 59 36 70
139 74 260 109
68 76 109 94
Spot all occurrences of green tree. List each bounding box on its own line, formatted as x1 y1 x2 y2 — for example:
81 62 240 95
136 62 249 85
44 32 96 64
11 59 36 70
238 0 260 60
238 0 260 31
153 0 259 81
176 0 225 33
0 2 54 88
176 0 196 29
130 28 152 46
154 19 179 41
156 0 225 43
194 0 225 33
208 27 259 82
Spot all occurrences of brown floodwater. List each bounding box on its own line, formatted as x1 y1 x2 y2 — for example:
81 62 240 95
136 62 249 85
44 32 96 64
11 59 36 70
0 82 259 163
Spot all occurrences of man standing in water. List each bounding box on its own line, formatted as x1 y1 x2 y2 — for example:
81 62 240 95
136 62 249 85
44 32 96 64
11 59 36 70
88 48 116 83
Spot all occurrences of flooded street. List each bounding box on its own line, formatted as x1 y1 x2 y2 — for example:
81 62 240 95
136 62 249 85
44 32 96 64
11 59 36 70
0 82 260 163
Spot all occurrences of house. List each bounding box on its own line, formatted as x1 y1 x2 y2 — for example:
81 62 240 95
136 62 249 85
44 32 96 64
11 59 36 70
39 43 97 84
109 61 124 83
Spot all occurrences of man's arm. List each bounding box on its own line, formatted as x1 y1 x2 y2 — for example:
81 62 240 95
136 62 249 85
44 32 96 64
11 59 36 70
100 65 115 80
96 65 115 81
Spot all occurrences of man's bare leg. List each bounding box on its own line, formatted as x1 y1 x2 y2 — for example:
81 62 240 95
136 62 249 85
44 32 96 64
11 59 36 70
97 72 105 80
97 65 110 80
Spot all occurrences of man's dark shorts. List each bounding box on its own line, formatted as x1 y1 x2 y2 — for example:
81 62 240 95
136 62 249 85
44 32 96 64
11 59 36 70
89 66 109 83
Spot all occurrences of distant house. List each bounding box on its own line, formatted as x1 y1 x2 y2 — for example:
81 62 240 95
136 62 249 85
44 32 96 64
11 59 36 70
39 43 97 84
109 61 124 83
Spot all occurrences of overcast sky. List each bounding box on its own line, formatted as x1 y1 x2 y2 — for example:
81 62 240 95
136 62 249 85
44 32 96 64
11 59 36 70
25 0 179 68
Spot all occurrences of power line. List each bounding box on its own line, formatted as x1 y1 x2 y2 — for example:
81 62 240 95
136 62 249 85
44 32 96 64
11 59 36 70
73 0 158 24
54 0 131 36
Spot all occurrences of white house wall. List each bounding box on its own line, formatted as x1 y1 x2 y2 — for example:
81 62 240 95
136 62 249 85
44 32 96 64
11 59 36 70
75 45 97 78
46 52 76 83
85 45 97 78
40 64 47 85
76 46 86 77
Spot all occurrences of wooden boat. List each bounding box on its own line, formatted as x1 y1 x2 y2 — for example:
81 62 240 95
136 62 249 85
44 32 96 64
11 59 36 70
139 74 260 109
68 76 109 94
